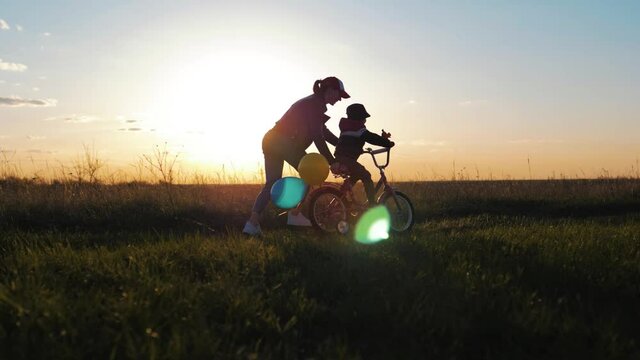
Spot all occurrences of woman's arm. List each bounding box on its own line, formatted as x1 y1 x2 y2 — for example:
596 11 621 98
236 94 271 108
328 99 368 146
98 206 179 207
313 125 336 164
322 126 339 146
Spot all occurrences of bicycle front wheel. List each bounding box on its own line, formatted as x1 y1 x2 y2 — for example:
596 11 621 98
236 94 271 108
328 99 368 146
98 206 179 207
378 191 415 232
309 187 348 233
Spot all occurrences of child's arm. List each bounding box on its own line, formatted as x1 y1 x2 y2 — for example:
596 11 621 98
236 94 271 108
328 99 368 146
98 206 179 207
362 130 394 147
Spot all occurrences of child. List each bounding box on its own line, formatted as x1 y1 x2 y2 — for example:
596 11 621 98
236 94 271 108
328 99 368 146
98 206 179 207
333 103 394 205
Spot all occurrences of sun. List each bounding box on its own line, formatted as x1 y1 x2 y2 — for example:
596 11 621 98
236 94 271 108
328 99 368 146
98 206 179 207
148 49 310 167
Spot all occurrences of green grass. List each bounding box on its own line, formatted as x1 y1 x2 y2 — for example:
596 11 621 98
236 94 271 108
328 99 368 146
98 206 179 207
2 179 640 359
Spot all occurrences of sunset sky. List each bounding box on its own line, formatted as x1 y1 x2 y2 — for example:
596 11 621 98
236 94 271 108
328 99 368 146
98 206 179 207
1 1 639 181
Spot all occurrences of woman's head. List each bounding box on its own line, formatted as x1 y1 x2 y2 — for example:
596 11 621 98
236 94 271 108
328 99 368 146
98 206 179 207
313 76 350 105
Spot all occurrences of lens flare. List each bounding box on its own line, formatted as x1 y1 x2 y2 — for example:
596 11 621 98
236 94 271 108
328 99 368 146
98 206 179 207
355 205 391 244
270 177 307 209
298 153 329 186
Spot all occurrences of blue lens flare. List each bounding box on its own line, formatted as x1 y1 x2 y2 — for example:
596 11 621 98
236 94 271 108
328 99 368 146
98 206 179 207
270 177 308 209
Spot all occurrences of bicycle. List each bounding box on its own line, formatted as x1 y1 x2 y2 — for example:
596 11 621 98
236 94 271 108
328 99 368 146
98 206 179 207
308 147 415 234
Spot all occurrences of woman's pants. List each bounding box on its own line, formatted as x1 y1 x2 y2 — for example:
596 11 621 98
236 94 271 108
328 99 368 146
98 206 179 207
251 130 306 215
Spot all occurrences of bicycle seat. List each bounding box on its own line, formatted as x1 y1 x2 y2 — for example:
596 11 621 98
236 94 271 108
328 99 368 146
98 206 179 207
331 163 351 179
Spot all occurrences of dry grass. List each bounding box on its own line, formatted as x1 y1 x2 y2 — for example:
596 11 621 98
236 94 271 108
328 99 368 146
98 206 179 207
3 145 640 358
1 178 640 358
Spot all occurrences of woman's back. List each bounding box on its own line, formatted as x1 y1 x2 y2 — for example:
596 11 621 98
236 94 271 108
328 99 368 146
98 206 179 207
272 93 328 149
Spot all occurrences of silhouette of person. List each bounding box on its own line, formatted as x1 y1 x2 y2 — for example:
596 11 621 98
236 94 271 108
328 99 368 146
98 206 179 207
243 76 350 235
334 103 394 206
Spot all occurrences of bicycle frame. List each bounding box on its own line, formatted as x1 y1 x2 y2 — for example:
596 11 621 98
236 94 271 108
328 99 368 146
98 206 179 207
340 147 404 210
310 146 414 233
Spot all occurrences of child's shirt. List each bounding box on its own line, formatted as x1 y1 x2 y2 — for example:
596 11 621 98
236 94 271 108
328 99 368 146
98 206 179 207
334 118 393 160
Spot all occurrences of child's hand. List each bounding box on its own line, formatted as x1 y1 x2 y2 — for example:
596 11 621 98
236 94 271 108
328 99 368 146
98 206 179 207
381 129 392 139
330 162 347 175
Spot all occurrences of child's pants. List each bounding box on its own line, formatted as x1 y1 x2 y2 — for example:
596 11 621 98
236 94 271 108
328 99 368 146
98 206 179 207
336 156 376 205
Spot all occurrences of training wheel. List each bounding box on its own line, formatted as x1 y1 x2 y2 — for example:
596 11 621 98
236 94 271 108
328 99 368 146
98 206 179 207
337 220 350 235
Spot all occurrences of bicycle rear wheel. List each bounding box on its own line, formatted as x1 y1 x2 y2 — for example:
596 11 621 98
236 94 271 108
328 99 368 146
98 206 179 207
378 191 415 232
309 187 348 233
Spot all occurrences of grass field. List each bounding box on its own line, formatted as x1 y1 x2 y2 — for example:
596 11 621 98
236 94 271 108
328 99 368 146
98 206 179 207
2 178 640 359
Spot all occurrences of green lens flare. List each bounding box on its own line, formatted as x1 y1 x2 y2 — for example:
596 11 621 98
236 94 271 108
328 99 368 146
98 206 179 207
270 177 307 209
355 205 391 244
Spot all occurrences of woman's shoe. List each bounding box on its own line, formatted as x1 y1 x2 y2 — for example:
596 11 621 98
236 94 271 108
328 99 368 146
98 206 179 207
242 221 262 236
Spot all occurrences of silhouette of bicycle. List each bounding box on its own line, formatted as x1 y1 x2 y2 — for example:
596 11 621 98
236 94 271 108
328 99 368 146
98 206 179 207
308 147 415 234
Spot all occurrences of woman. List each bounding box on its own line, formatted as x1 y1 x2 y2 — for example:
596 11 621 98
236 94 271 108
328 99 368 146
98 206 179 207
243 76 350 235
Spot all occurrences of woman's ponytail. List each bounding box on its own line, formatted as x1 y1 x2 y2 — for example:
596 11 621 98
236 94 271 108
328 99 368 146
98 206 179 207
312 79 323 95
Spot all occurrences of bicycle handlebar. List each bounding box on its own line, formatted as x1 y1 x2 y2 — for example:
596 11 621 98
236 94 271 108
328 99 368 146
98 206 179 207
365 147 388 155
363 147 391 169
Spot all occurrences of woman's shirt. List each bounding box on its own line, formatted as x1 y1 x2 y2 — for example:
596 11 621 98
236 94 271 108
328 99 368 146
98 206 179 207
271 93 338 163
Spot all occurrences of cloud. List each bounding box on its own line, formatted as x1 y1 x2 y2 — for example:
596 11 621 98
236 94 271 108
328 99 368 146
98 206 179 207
42 32 51 37
44 114 99 123
16 25 23 32
458 99 488 107
0 59 28 72
428 148 454 153
25 149 55 154
0 80 5 84
409 139 447 147
32 87 40 92
508 139 564 144
118 127 156 132
27 135 46 140
0 19 9 30
0 96 57 107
